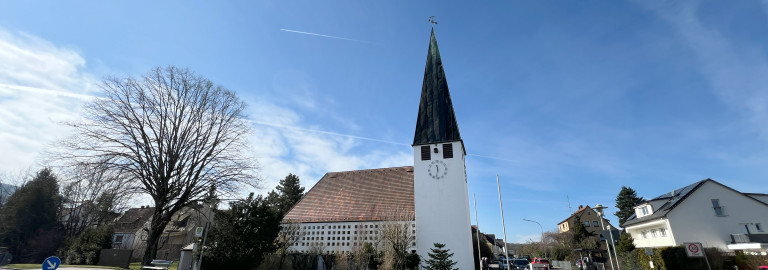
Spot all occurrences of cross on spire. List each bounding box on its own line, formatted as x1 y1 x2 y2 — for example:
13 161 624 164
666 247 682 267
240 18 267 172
429 16 438 25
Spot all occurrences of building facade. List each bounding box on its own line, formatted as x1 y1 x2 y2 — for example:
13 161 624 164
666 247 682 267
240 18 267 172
558 205 613 235
282 166 416 255
622 179 768 253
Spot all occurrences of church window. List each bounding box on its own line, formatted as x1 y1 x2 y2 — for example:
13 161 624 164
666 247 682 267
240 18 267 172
443 143 453 159
421 146 431 160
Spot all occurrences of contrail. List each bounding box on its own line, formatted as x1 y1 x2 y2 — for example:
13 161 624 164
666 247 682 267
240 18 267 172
249 119 409 146
250 119 522 163
279 29 369 43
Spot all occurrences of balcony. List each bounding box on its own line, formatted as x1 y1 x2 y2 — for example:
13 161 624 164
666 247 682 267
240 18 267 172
730 233 768 244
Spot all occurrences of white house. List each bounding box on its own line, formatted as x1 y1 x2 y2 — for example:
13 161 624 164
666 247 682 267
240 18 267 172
622 179 768 253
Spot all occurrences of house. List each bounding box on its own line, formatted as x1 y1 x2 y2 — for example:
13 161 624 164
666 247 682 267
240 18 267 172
558 205 619 251
281 28 475 269
622 179 768 253
112 204 214 261
112 206 154 258
155 204 214 260
558 205 615 235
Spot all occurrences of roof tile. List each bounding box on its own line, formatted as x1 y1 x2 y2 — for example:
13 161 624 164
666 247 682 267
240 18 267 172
283 166 414 223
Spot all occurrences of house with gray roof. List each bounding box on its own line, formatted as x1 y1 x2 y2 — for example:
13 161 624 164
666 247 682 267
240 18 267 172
112 206 154 259
622 179 768 253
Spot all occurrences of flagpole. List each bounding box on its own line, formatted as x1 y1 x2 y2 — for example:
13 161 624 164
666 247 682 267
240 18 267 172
497 175 511 270
474 193 482 268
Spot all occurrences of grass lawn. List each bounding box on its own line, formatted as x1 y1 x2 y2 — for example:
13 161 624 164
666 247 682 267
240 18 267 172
5 261 178 270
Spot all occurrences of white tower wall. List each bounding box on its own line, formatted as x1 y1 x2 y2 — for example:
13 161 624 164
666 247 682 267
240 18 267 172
413 141 474 269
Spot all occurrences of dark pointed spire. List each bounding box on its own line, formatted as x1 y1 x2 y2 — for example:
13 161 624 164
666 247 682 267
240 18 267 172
413 28 462 146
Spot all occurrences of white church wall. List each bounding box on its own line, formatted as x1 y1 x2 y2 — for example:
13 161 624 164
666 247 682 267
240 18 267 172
282 220 416 255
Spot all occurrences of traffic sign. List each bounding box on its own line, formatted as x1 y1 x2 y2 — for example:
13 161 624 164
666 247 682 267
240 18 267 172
195 227 204 237
42 256 60 270
684 242 705 257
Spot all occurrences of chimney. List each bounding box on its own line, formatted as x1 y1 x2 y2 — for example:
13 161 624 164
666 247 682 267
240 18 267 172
579 205 583 210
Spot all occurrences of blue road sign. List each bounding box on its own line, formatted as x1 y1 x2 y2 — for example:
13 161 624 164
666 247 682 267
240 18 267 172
43 256 60 270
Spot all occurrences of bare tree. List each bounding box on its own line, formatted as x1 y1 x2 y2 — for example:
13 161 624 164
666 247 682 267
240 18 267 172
275 221 303 268
55 66 258 264
378 209 416 270
59 162 132 236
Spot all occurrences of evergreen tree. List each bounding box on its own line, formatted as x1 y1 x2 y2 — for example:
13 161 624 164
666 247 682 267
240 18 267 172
615 186 644 227
204 193 281 269
0 168 61 262
267 173 305 217
571 216 594 245
616 231 636 252
424 243 458 270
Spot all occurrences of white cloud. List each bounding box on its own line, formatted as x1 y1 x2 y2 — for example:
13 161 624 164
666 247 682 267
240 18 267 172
247 99 413 195
0 27 413 202
0 28 98 173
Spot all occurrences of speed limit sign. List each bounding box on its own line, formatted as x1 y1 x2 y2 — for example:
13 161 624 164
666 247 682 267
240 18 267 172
684 242 704 257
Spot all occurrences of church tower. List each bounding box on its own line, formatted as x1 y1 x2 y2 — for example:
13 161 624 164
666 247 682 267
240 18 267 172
413 28 473 269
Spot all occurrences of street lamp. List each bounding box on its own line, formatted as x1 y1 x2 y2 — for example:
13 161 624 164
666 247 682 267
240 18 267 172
522 219 545 259
594 204 621 270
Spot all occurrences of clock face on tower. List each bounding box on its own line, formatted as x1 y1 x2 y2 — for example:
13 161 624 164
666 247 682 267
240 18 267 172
428 160 448 180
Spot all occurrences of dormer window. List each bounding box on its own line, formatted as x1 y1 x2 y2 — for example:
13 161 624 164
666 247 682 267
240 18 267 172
635 204 653 217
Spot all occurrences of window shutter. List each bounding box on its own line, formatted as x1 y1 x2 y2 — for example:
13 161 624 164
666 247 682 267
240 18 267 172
443 143 453 159
421 146 431 160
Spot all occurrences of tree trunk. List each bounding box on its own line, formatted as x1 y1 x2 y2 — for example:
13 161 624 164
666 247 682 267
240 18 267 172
143 209 171 265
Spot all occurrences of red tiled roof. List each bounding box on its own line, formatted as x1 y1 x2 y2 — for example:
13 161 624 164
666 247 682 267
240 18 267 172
283 166 414 223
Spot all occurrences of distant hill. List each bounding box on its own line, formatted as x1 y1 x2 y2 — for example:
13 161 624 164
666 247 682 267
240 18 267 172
0 182 18 202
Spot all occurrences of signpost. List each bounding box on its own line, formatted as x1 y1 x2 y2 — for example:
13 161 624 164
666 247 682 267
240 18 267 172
42 256 60 270
684 242 711 270
644 248 654 269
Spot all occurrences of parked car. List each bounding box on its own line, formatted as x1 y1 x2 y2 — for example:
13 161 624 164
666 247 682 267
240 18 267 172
531 258 552 267
493 259 509 269
511 259 530 269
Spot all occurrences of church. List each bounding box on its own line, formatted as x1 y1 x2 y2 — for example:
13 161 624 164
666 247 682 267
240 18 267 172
282 28 474 269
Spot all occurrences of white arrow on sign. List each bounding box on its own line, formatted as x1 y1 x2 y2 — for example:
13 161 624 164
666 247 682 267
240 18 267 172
46 260 57 269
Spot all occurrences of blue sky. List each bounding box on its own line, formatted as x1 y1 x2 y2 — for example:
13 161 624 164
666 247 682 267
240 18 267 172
2 0 768 243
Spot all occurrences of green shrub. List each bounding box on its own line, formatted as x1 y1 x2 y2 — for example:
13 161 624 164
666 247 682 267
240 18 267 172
59 225 114 265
